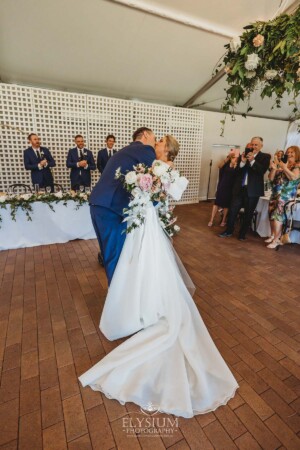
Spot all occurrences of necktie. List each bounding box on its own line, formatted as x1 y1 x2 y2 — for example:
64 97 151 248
79 149 84 160
36 150 41 160
242 167 248 186
108 150 111 159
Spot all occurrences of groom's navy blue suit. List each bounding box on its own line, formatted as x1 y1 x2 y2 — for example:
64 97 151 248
90 141 156 284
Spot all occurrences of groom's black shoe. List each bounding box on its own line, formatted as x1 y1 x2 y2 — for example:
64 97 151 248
219 231 233 238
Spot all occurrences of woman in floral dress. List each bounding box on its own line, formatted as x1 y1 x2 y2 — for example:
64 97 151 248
267 146 300 248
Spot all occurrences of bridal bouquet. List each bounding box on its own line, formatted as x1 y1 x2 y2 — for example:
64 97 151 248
115 160 188 236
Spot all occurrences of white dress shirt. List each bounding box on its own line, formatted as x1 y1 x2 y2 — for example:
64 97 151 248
32 146 47 169
240 153 257 185
77 147 88 169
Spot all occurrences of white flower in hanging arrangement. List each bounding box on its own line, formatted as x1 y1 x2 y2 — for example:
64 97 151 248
245 53 261 70
245 70 256 79
265 69 278 80
297 67 300 80
229 36 241 53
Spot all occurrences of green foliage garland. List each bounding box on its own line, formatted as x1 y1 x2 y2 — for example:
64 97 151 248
0 192 89 226
218 6 300 135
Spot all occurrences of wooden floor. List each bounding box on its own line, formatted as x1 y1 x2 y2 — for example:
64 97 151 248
0 202 299 450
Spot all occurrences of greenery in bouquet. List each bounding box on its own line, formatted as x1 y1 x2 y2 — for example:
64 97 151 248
0 191 89 225
217 6 300 135
115 161 181 236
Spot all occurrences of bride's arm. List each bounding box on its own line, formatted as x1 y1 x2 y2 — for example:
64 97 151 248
166 161 175 169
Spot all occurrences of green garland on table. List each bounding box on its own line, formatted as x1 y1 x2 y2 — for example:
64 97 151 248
0 192 89 226
217 6 300 136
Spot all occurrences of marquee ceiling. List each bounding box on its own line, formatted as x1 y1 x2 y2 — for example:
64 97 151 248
0 0 298 121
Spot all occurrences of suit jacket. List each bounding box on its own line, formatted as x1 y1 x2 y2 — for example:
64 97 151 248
66 147 96 187
24 146 56 186
90 141 156 216
97 148 117 173
232 151 271 198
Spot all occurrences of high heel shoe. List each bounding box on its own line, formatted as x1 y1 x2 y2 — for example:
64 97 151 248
266 239 282 249
220 221 227 227
264 235 274 243
208 221 213 227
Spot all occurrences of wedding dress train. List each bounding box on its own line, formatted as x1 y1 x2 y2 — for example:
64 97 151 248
79 204 238 418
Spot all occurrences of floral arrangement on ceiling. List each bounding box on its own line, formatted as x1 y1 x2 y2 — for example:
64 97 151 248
217 5 300 135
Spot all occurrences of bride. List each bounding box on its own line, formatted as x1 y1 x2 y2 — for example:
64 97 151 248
79 135 238 418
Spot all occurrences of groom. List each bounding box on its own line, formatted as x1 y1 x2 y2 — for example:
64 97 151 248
90 127 156 284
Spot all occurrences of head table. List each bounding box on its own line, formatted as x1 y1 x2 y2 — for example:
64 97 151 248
0 192 96 251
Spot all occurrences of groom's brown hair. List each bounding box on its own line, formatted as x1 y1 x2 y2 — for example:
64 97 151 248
132 127 153 141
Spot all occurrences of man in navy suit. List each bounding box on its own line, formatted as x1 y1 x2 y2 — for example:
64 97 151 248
97 134 117 174
24 133 56 191
90 127 156 284
67 135 96 190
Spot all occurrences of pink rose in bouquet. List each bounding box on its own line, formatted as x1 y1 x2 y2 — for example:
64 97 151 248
138 173 153 191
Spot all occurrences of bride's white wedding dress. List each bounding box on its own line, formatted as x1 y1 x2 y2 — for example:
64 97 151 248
79 200 238 418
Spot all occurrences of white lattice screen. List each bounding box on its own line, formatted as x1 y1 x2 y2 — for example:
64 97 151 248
0 83 204 203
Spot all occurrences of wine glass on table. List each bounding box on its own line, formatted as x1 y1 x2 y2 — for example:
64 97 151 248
46 186 51 194
79 185 85 193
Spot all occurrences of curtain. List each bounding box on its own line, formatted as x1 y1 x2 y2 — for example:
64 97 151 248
285 120 300 148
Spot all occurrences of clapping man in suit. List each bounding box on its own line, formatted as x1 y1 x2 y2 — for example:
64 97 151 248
67 135 96 191
24 133 56 191
219 136 271 240
97 134 117 174
90 127 156 284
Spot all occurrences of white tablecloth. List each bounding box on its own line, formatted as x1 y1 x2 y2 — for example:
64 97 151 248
255 196 271 237
0 201 96 250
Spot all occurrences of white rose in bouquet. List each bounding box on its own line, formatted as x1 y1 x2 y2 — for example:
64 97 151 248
152 160 169 177
230 36 241 53
125 171 137 185
55 191 63 198
245 53 260 70
174 225 180 232
0 195 7 203
265 69 278 80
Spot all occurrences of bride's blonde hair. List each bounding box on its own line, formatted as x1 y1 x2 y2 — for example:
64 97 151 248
165 135 180 162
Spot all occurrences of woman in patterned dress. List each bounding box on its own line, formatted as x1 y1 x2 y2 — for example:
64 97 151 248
267 146 300 249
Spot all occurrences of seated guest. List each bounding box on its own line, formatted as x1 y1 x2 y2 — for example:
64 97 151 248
97 134 117 174
208 151 238 227
67 135 96 190
267 146 300 249
24 133 56 191
219 137 271 241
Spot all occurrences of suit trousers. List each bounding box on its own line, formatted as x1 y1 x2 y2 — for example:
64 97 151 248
226 187 259 237
90 205 126 285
